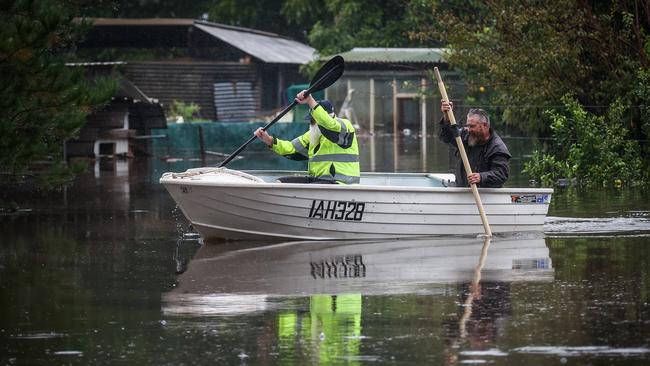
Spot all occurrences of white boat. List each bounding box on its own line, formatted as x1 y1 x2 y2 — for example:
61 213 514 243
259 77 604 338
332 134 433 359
162 236 553 316
160 167 553 241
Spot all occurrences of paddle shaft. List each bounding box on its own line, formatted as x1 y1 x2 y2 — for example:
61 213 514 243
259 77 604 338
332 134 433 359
434 67 492 237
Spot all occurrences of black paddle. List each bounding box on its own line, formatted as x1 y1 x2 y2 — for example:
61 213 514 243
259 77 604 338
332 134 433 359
218 55 345 168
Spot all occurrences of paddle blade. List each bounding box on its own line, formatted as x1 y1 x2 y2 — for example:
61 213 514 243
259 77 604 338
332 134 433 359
306 55 344 95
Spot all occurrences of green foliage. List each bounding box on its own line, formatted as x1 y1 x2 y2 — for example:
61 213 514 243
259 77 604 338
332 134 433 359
208 0 312 43
638 70 650 133
209 0 431 54
304 0 426 55
524 95 645 187
0 0 116 187
79 0 214 19
634 67 650 170
522 150 565 188
215 0 417 50
168 100 201 122
409 1 650 136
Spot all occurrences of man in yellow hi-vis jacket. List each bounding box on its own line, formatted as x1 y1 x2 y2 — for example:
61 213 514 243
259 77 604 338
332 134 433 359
254 90 360 184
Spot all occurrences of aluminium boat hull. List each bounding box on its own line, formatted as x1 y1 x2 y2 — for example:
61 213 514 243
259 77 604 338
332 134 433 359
160 168 553 240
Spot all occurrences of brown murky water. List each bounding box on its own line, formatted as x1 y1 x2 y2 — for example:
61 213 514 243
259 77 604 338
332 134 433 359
2 137 650 365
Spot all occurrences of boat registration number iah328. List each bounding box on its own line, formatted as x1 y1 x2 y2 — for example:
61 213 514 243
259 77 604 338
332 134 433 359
308 200 365 221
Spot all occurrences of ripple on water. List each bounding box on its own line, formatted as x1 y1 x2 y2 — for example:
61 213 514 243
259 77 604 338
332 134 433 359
460 349 508 357
513 346 650 356
11 332 66 340
460 346 650 360
544 214 650 236
53 351 83 356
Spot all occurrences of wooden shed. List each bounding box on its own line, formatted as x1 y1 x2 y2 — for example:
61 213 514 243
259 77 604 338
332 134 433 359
80 18 316 121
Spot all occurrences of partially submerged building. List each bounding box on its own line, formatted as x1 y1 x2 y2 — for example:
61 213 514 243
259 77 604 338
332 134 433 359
65 62 166 159
320 47 463 172
322 47 462 137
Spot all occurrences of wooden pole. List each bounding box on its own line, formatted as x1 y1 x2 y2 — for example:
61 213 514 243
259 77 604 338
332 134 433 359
392 78 398 171
420 77 427 172
434 67 492 237
198 124 206 165
369 78 375 135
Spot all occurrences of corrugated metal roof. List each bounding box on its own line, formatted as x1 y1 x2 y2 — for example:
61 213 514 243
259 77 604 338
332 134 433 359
335 47 447 63
90 18 194 26
194 21 316 64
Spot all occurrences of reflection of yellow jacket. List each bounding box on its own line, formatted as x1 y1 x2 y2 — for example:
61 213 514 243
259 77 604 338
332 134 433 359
271 104 360 184
277 294 362 364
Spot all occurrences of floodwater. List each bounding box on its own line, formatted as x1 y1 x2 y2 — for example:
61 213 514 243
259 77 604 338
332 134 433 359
2 135 650 365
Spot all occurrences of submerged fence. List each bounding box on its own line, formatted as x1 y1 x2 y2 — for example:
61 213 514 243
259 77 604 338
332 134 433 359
152 121 310 159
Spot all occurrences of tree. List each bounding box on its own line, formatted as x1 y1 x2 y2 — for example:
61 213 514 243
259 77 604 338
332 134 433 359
301 0 430 55
0 0 116 188
80 0 216 19
207 0 432 53
208 0 315 42
409 0 650 136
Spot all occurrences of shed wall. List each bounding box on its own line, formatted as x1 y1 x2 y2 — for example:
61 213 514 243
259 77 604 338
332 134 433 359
124 61 258 120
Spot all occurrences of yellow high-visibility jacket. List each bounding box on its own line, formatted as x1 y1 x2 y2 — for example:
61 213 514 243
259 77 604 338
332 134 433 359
271 103 360 184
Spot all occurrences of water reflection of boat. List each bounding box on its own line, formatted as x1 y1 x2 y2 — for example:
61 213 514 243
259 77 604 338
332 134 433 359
162 236 553 316
160 168 554 240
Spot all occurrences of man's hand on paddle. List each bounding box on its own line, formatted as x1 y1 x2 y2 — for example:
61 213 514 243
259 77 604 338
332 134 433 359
295 90 318 108
254 128 273 147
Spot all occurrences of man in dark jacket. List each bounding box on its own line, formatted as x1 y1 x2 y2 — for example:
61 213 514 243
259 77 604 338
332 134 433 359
439 101 511 187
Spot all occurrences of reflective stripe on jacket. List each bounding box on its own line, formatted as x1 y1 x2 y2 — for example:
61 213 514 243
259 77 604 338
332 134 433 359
271 104 360 184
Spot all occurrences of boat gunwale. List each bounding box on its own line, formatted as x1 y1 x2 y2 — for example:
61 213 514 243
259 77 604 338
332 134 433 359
160 176 554 195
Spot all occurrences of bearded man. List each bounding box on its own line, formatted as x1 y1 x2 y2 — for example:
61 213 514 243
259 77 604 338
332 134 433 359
254 91 360 185
439 101 511 188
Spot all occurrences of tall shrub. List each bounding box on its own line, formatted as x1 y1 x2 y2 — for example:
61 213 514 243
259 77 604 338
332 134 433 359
0 0 116 188
524 95 644 187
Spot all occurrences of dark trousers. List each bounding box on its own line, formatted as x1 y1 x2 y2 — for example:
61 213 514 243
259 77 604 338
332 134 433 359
276 176 337 184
